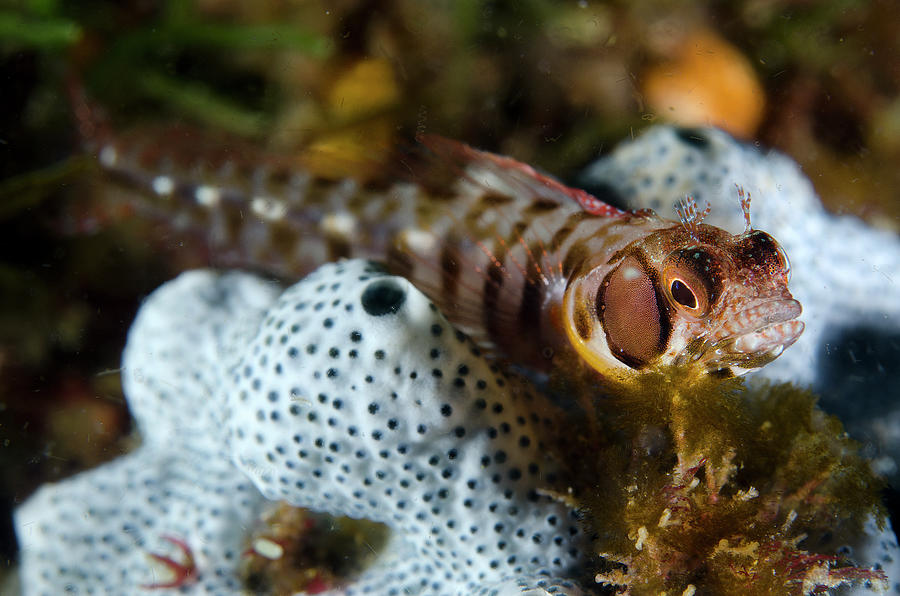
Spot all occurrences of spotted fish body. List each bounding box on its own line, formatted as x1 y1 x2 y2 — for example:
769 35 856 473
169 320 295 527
76 110 803 384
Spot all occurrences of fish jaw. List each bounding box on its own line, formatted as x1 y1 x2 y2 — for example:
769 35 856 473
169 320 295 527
731 305 804 354
682 296 804 376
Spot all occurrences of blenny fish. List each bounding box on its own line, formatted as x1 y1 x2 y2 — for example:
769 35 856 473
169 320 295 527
71 96 803 384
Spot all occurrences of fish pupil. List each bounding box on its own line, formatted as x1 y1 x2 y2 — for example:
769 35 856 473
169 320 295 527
671 279 697 309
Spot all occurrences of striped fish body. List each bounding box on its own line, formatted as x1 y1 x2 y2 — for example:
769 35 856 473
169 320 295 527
81 119 802 384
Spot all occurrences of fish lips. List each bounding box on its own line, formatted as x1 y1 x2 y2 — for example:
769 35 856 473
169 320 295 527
730 298 804 355
687 297 804 374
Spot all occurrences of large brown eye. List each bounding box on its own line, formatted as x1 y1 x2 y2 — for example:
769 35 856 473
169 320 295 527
598 256 667 368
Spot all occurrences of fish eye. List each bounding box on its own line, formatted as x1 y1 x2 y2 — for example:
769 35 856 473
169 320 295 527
775 241 791 282
736 230 792 281
597 256 668 368
663 267 711 317
662 248 720 317
669 279 697 309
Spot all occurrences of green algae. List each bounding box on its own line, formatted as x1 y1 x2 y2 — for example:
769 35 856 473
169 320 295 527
0 156 88 220
0 11 80 50
136 71 270 138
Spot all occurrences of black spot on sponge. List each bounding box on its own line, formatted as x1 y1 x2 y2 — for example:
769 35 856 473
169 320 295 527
675 127 710 150
361 280 407 316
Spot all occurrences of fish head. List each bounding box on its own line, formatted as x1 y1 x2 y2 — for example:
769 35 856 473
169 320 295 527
562 221 803 380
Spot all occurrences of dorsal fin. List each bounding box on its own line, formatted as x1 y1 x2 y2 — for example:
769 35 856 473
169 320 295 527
417 135 627 218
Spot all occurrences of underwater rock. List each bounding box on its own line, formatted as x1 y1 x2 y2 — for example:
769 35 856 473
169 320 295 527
15 262 590 595
578 125 900 478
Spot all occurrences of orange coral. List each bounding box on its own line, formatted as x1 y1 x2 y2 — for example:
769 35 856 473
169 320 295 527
642 30 765 138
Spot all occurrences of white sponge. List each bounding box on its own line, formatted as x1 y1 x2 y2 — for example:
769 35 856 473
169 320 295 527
16 262 591 595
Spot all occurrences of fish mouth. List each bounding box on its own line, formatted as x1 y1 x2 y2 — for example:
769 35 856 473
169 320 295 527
677 298 804 375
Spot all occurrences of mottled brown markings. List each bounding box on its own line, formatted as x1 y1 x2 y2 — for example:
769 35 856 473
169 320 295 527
463 203 488 231
599 231 625 263
518 275 543 338
302 178 340 212
572 302 593 341
346 189 369 214
464 192 514 230
277 205 325 230
103 167 153 199
509 220 529 242
136 141 165 171
425 186 464 202
525 236 554 283
503 220 531 273
440 241 461 301
483 259 505 342
233 161 256 192
412 199 433 229
375 195 399 225
511 228 549 327
269 221 301 261
221 203 245 247
549 211 591 252
187 199 212 222
524 198 561 214
561 241 590 279
266 167 292 188
479 192 515 207
325 235 352 261
485 225 509 264
282 177 310 207
386 241 414 280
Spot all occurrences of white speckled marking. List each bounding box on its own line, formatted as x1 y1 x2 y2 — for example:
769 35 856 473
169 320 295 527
98 144 118 167
151 175 174 197
399 227 438 254
320 212 356 238
250 195 288 221
194 184 221 207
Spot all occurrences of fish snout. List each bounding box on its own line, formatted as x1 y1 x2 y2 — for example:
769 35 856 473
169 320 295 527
730 298 803 356
686 297 804 376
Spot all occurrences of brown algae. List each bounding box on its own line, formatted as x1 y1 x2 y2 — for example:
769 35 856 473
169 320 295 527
559 367 888 595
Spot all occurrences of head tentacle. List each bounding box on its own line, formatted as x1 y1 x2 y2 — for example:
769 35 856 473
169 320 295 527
674 196 711 242
735 184 753 234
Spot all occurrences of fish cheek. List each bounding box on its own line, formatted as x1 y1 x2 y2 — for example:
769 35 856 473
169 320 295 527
598 256 669 368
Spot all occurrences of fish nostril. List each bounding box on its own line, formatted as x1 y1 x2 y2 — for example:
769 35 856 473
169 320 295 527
361 279 407 316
